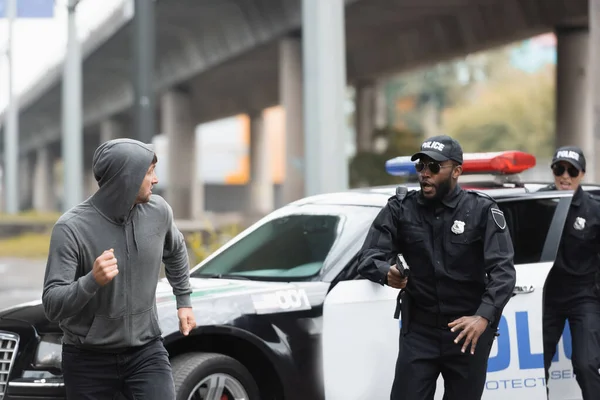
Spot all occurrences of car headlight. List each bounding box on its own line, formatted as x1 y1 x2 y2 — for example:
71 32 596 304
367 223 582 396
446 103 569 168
34 334 62 372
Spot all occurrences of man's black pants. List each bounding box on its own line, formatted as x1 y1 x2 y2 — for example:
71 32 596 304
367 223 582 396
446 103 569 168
543 295 600 400
61 337 175 400
390 318 495 400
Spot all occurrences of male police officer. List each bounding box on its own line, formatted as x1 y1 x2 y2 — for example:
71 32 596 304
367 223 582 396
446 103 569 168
542 146 600 400
358 135 516 400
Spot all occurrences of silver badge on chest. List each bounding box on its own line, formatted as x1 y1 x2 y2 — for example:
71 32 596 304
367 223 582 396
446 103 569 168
574 217 586 231
451 220 465 235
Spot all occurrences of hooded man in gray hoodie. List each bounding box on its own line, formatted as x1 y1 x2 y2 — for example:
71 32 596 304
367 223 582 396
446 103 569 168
42 138 196 400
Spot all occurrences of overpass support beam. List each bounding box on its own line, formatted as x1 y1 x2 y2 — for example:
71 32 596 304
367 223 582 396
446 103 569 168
4 0 18 214
248 111 274 217
133 0 156 144
33 147 56 212
18 154 35 211
302 0 348 196
555 27 597 182
355 80 378 153
592 0 600 182
62 0 84 212
279 37 305 204
161 88 202 220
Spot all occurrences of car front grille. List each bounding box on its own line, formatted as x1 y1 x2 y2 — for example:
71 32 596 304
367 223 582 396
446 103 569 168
0 332 19 400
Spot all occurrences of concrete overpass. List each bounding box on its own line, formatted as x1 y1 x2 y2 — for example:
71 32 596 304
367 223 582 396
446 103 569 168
0 0 596 222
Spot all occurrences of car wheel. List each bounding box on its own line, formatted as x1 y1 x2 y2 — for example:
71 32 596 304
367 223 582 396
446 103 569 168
172 352 261 400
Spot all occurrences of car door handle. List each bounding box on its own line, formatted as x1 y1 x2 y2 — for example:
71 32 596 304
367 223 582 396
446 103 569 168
513 285 535 294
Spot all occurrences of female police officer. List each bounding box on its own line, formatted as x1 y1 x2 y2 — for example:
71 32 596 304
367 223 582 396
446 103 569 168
542 146 600 400
357 135 516 400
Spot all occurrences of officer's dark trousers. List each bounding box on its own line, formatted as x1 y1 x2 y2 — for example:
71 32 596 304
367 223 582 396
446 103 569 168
390 319 495 400
61 337 175 400
543 287 600 400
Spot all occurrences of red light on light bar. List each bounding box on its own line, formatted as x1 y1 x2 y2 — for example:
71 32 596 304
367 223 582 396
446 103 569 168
461 151 536 174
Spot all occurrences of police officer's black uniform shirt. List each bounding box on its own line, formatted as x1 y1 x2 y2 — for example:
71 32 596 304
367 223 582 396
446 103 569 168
545 184 600 292
358 185 516 325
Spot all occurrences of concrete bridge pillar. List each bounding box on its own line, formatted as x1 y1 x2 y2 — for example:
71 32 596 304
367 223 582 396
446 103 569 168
355 80 378 153
556 1 600 184
248 111 274 216
302 0 348 196
555 25 600 183
279 36 305 204
161 88 202 219
591 0 600 183
33 147 56 212
555 28 594 181
19 153 35 211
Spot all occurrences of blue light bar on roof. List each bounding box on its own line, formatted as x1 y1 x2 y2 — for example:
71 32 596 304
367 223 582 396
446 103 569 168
0 0 55 18
385 156 417 177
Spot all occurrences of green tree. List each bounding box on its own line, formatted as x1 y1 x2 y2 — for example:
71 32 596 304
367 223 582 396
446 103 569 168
349 126 422 188
441 66 555 158
383 46 515 137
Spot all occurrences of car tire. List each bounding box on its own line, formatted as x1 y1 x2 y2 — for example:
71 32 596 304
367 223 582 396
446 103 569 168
172 352 261 400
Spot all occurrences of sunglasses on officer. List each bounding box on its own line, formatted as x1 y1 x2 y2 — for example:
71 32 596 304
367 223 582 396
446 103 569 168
415 161 454 174
552 164 580 178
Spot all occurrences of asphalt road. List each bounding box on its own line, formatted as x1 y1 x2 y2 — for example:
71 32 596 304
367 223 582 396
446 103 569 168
0 258 46 310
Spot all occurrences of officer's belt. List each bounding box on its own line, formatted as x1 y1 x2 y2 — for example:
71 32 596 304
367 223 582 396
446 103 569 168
411 306 461 330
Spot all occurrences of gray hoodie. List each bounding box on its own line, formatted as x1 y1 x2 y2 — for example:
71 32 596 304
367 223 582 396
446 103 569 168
42 138 192 350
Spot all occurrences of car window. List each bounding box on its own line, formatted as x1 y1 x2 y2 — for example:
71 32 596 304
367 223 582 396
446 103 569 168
585 188 600 196
191 214 341 280
498 197 560 264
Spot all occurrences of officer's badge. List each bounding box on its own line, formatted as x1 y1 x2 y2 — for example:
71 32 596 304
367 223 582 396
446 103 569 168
574 217 586 230
451 220 465 235
491 208 506 230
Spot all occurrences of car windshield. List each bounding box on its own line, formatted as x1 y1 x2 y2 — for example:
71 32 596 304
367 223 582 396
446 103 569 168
191 214 342 281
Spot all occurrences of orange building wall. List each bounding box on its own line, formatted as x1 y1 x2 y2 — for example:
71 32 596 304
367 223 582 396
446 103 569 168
223 106 286 185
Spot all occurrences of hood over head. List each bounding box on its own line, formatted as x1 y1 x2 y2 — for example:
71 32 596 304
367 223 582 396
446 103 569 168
91 138 155 222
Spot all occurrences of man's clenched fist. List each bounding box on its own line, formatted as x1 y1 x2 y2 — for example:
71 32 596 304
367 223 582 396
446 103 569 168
178 307 197 336
93 249 119 286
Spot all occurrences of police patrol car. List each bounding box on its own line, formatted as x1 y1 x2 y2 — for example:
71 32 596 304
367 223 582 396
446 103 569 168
0 151 595 400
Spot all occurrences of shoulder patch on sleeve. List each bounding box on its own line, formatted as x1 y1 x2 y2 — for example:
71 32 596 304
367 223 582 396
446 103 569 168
466 189 494 201
491 207 506 230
